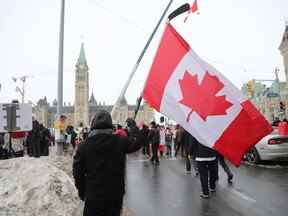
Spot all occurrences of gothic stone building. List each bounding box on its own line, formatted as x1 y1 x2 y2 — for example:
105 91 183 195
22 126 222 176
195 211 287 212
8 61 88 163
34 43 154 128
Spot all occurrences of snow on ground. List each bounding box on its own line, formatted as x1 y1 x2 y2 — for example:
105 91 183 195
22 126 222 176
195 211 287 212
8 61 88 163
0 152 134 216
0 156 79 216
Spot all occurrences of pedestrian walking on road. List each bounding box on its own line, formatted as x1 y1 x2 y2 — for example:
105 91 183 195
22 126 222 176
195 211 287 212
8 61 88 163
148 121 160 165
195 141 218 199
55 115 67 156
140 124 150 157
175 125 185 157
159 125 166 157
216 153 234 183
66 125 77 150
183 130 198 175
73 110 143 216
165 127 173 157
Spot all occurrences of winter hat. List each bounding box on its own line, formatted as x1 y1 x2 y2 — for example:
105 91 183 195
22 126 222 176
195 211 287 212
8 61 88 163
90 110 113 129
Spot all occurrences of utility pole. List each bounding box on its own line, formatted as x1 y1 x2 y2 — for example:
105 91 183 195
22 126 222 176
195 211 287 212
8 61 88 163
57 0 65 117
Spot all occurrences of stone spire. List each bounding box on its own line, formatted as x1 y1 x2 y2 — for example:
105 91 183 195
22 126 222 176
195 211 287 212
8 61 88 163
89 91 97 105
77 42 87 65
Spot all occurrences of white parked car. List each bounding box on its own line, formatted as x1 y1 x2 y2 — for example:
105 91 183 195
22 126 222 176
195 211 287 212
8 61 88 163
245 129 288 163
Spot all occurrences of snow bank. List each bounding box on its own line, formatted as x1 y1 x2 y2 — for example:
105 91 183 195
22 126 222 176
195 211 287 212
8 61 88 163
0 157 79 216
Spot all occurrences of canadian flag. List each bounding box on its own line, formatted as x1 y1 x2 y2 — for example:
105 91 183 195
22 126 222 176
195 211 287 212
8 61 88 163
142 23 272 166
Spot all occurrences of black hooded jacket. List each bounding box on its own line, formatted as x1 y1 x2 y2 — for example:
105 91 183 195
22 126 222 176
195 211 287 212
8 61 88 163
73 111 143 201
195 142 218 158
182 130 217 159
182 130 198 157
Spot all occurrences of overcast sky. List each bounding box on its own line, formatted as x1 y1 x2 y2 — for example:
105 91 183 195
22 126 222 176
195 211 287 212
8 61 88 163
0 0 287 106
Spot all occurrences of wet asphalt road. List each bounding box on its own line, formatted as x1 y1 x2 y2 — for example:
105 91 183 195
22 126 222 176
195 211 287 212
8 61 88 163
124 155 288 216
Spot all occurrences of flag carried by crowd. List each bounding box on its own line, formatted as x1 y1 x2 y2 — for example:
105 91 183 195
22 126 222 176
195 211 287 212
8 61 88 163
142 21 272 166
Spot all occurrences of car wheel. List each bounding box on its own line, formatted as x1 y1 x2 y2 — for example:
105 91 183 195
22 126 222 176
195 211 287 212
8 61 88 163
245 148 261 164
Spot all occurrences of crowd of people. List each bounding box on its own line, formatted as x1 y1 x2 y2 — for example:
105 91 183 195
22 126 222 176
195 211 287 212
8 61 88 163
0 121 52 159
0 119 89 159
1 110 235 215
138 122 234 198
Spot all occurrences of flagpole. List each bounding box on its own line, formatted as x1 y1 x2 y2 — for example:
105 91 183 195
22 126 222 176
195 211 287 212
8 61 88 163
133 3 191 120
111 0 174 120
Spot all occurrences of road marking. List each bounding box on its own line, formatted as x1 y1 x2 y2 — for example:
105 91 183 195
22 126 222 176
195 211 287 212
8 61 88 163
222 186 256 203
129 159 150 163
129 157 179 163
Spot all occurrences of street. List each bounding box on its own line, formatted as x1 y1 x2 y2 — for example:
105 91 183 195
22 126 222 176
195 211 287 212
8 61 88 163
125 155 288 216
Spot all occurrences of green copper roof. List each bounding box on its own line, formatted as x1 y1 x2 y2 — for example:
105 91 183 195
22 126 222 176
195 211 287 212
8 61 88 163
77 43 87 65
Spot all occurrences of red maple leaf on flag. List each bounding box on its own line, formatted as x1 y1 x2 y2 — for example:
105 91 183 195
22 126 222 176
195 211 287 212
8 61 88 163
179 71 233 122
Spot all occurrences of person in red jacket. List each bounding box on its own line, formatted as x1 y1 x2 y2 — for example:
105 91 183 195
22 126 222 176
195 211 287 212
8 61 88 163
278 119 288 136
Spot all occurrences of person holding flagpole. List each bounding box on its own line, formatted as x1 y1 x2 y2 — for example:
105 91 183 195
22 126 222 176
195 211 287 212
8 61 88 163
73 110 143 215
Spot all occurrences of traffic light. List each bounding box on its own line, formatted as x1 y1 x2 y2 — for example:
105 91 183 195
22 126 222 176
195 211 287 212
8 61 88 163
247 80 254 97
280 101 285 111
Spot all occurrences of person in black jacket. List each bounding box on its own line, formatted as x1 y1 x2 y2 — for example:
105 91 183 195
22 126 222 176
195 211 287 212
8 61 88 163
39 124 50 156
140 124 150 157
66 125 77 150
195 141 218 198
73 110 143 216
27 120 41 158
148 121 160 165
183 130 198 175
0 133 7 159
175 126 185 157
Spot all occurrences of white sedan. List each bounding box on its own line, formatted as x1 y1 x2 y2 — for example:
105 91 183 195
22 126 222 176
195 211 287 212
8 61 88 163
245 130 288 163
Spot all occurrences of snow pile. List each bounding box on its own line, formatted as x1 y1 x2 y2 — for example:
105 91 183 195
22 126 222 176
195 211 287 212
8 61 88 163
0 157 79 216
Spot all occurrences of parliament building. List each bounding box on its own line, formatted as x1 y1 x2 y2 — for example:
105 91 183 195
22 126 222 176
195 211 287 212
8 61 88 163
33 43 154 128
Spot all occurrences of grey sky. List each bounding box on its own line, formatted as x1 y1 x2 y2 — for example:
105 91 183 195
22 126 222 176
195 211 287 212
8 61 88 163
0 0 287 106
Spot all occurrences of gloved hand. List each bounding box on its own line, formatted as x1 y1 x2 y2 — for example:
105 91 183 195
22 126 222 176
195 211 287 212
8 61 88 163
126 118 136 128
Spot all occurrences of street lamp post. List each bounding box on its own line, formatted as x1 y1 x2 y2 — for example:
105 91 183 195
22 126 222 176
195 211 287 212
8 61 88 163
57 0 65 117
12 76 29 104
55 0 66 156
